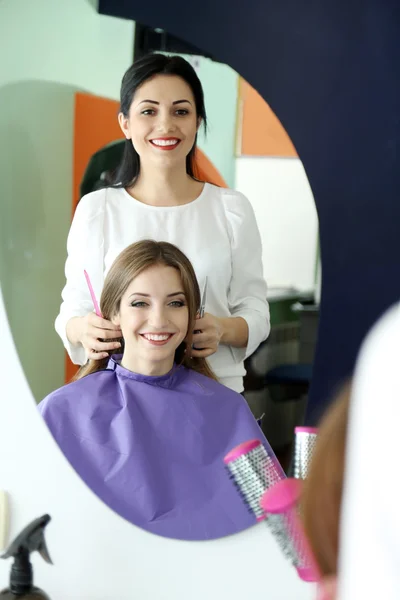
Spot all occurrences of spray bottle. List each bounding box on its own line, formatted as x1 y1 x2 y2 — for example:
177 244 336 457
0 514 52 598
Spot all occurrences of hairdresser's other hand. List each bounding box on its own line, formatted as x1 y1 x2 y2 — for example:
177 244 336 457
191 313 223 358
67 313 122 360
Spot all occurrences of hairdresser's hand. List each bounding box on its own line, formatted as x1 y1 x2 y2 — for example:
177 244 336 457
191 313 223 358
67 313 122 360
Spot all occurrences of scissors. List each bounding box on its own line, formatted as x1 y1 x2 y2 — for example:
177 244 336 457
199 276 208 318
193 276 208 343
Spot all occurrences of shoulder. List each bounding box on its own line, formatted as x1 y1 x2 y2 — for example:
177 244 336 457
351 302 399 405
38 370 113 417
206 183 250 206
75 187 124 219
206 184 255 221
179 367 245 403
360 302 400 361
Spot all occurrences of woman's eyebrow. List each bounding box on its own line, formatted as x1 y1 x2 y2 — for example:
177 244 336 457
128 291 185 298
138 99 192 106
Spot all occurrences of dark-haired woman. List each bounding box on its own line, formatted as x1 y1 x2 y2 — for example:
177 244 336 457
55 53 269 393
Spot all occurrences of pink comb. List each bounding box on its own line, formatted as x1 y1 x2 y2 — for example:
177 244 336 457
84 270 102 317
260 478 320 582
224 439 286 522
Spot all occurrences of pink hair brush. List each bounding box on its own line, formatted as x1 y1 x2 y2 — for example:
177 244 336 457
260 478 320 582
293 426 318 480
223 439 286 522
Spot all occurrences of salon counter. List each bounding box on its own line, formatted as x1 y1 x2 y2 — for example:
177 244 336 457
268 286 317 327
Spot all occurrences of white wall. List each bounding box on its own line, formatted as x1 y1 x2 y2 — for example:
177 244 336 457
0 0 131 95
235 157 319 292
0 0 133 401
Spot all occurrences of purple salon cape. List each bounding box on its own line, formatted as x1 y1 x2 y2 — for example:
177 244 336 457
38 358 281 540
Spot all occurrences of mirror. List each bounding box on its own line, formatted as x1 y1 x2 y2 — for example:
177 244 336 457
0 4 318 541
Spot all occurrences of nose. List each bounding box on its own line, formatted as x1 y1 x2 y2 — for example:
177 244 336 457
155 110 176 134
148 305 169 329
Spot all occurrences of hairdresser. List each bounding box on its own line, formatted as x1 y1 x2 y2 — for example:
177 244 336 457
55 53 270 393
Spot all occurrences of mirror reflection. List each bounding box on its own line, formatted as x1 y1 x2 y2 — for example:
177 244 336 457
39 239 284 540
0 4 318 541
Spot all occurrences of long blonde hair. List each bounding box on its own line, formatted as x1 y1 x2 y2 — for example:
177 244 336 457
75 240 216 381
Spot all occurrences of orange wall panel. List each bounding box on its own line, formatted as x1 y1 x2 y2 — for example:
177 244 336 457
73 93 122 214
238 78 297 157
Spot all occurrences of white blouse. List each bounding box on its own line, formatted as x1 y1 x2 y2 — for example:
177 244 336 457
55 183 270 392
338 302 400 599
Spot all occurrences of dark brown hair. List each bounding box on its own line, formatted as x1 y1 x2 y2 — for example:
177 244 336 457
75 240 216 381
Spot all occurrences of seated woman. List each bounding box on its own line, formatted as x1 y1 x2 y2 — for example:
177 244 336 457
39 240 283 541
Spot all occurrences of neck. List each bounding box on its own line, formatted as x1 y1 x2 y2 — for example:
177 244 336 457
128 163 203 207
120 351 174 377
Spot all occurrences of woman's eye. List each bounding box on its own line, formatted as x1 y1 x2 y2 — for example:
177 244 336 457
131 301 148 308
169 300 185 307
175 109 189 116
141 109 155 116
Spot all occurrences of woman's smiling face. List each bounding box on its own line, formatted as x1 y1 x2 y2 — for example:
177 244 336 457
112 263 189 376
118 74 200 171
